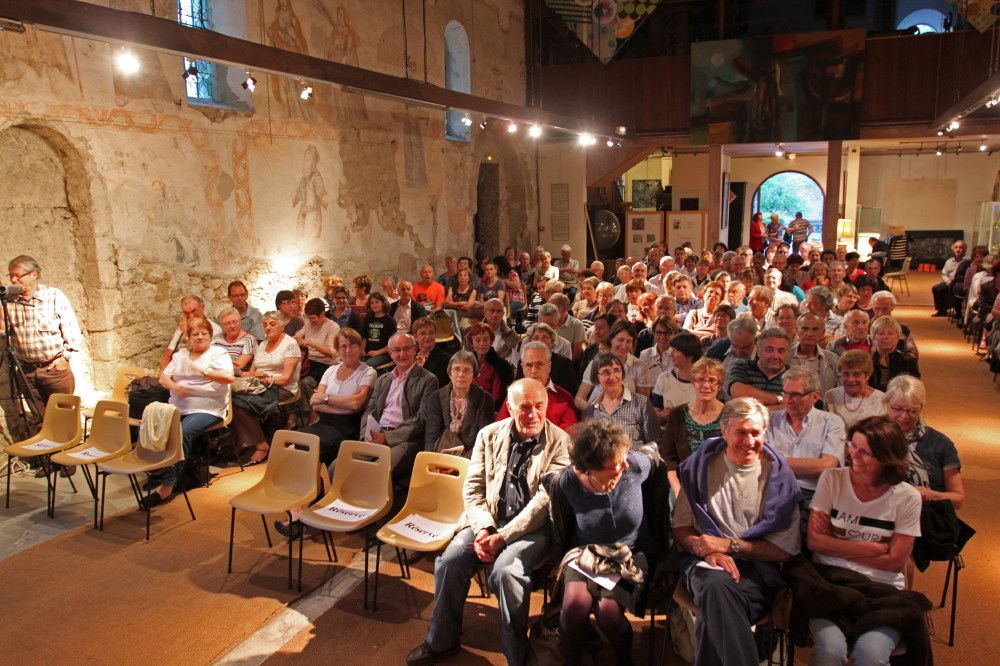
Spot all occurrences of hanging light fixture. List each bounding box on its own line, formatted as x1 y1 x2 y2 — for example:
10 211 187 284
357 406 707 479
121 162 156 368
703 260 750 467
506 121 518 134
241 73 257 92
299 84 313 100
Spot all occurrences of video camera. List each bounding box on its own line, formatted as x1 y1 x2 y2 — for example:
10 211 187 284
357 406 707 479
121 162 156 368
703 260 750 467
0 284 25 299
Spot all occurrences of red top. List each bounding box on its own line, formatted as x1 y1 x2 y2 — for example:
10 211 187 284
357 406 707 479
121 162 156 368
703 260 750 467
496 383 578 433
749 220 767 253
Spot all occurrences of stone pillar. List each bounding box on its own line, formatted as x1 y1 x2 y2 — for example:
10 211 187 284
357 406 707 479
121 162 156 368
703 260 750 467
707 145 724 245
823 141 843 251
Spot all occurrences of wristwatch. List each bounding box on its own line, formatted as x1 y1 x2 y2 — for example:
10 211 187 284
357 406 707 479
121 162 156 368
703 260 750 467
728 538 741 557
774 393 784 405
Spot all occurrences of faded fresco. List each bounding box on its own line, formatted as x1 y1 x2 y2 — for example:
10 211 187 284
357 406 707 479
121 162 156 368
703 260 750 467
0 0 534 398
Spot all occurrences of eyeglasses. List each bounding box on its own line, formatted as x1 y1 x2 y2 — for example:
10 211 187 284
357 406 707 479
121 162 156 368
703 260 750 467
846 442 874 459
781 390 816 399
693 377 719 386
8 271 35 280
389 345 416 354
888 404 921 417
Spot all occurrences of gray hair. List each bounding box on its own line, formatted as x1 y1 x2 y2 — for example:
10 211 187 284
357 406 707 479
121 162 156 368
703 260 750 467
262 310 284 324
783 367 820 394
748 285 775 305
727 314 759 338
448 349 479 376
526 322 557 346
721 251 737 263
506 377 548 410
869 315 902 337
218 306 240 321
720 397 770 432
548 293 571 311
181 293 205 307
871 290 897 306
521 340 552 362
8 255 40 275
595 281 615 294
844 309 870 325
537 303 560 319
883 374 926 408
757 326 791 348
807 286 834 311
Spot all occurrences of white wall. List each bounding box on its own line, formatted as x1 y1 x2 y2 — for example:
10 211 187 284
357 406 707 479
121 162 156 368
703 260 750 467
537 141 588 259
729 154 828 245
671 153 710 212
623 154 671 205
857 152 1000 242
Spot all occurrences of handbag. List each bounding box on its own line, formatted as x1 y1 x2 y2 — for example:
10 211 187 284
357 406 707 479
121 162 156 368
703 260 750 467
526 605 563 666
434 429 466 456
232 376 267 395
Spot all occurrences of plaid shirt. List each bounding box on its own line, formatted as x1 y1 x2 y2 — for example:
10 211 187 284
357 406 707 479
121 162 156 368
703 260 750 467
5 284 83 364
584 387 661 450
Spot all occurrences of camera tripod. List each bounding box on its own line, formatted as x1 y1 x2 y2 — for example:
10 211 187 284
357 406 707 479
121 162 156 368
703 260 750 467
0 292 45 436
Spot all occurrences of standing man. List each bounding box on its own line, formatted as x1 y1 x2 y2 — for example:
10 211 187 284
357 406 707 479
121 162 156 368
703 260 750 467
931 240 966 316
3 255 83 416
787 212 813 255
406 378 570 666
227 280 264 341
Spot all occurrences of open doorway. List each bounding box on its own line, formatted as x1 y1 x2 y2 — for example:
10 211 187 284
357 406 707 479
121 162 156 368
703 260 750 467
475 162 500 259
751 171 825 244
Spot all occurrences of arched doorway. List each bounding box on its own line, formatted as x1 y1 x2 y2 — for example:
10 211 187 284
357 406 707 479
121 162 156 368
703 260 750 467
751 171 825 244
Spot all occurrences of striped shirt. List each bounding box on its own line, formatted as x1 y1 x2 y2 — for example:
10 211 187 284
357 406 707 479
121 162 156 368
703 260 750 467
212 333 258 367
725 358 786 397
4 284 83 364
584 387 661 451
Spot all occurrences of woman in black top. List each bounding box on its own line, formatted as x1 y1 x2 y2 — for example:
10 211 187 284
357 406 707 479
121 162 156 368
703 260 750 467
869 315 919 392
362 292 396 368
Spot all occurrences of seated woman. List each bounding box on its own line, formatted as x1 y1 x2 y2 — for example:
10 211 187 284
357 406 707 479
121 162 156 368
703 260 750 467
412 315 451 387
350 274 372 318
420 350 495 457
883 375 965 509
659 357 724 498
444 267 478 316
576 320 643 410
869 315 920 392
213 306 256 375
150 316 234 507
550 420 655 666
321 274 343 317
302 328 376 465
807 416 923 665
361 291 397 368
295 297 340 386
828 309 870 357
583 351 660 454
651 332 702 421
572 276 600 322
682 281 724 341
824 350 885 429
464 322 514 410
232 311 301 464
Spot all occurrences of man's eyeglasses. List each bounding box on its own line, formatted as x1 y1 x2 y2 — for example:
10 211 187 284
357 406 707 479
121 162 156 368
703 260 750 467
389 345 416 354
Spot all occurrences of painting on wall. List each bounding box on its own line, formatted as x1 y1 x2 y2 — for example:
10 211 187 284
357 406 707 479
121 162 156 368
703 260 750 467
690 29 866 144
632 179 661 211
625 211 664 260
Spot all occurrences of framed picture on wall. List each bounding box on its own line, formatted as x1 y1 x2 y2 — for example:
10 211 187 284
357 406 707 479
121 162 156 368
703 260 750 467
665 211 707 251
626 211 664 260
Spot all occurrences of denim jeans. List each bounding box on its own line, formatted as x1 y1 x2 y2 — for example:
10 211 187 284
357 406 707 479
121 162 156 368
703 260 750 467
427 526 549 666
809 617 901 666
159 411 221 488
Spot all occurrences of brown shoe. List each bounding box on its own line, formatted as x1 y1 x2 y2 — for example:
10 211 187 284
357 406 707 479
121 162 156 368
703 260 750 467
405 642 461 665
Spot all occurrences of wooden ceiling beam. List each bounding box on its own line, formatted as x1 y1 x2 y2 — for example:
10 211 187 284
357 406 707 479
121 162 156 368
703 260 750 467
0 0 611 136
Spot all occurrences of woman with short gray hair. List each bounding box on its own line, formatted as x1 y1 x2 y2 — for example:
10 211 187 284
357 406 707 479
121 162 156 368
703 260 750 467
420 350 495 457
869 316 919 392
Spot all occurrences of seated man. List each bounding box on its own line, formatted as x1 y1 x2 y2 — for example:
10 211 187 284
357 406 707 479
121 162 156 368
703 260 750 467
708 316 758 399
534 304 574 358
407 378 571 666
673 276 704 323
548 292 586 361
513 323 578 394
389 280 428 333
499 341 578 432
361 332 438 483
932 240 966 316
673 397 800 666
726 327 791 410
764 369 845 519
413 263 446 310
158 294 223 373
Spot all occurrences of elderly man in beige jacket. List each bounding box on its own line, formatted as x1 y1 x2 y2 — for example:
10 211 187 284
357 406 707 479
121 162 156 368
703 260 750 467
407 378 570 666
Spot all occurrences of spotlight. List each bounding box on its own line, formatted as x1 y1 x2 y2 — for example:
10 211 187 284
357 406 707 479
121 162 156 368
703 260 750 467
479 118 489 130
946 120 960 132
606 139 615 147
937 130 944 136
299 84 313 100
115 50 141 75
981 143 988 152
578 132 596 147
936 147 943 157
460 113 473 127
241 74 257 92
615 125 628 136
528 124 543 138
774 144 785 158
787 153 797 160
506 121 518 134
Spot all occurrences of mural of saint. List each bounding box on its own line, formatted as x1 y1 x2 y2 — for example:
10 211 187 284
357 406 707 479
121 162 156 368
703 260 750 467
292 145 327 238
267 0 315 121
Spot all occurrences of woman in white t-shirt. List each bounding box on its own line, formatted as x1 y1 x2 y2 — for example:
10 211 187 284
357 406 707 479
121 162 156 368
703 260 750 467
575 320 643 410
233 311 302 464
807 415 921 665
151 316 234 508
823 349 885 430
651 332 701 421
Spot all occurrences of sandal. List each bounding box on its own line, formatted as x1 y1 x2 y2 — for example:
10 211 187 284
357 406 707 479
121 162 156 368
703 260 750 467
247 445 269 466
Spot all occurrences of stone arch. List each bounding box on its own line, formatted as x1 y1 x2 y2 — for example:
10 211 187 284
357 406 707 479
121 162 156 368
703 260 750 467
0 120 114 404
469 127 535 256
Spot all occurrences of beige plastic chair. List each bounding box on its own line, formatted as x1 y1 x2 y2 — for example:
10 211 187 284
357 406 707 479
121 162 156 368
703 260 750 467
202 391 239 469
227 429 320 590
298 440 393 607
373 452 469 604
82 366 152 435
885 257 912 296
51 399 130 527
98 404 193 540
4 393 82 517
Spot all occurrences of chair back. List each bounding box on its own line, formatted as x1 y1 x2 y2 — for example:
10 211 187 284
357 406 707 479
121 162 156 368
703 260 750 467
401 452 469 524
332 440 392 511
131 405 182 466
38 393 82 444
263 430 320 498
432 310 455 343
86 400 131 455
901 256 912 273
112 366 152 402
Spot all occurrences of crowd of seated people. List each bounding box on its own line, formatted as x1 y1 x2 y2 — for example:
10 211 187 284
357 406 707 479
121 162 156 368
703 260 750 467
136 235 965 665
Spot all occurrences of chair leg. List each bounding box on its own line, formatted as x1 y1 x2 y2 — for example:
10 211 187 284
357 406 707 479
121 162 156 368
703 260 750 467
99 472 108 530
395 547 407 578
81 464 96 500
297 521 305 592
287 511 294 590
321 530 336 563
940 558 954 607
178 477 195 521
92 471 100 529
5 455 10 508
363 535 371 610
949 556 961 647
66 468 77 494
227 507 236 573
261 514 273 548
373 540 383 611
48 460 58 518
126 474 143 509
144 476 152 541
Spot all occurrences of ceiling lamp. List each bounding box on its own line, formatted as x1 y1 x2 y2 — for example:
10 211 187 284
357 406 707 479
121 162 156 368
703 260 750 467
115 50 141 75
577 132 597 147
528 124 543 139
299 84 313 101
241 74 257 92
506 121 518 134
615 125 628 136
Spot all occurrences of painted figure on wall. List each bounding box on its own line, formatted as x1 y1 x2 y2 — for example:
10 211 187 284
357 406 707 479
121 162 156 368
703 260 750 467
268 0 315 121
314 2 368 127
292 145 327 239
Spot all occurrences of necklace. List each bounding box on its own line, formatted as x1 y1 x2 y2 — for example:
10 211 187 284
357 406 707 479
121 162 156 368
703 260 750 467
843 389 867 413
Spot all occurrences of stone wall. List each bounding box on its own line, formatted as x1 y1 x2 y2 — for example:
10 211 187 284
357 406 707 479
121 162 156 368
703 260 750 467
0 0 536 406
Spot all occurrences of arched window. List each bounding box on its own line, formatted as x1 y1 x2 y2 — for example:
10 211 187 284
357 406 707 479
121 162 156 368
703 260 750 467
897 9 945 33
444 20 471 142
751 171 825 244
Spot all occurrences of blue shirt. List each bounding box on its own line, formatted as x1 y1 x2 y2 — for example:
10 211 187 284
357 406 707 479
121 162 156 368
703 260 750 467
559 452 653 549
